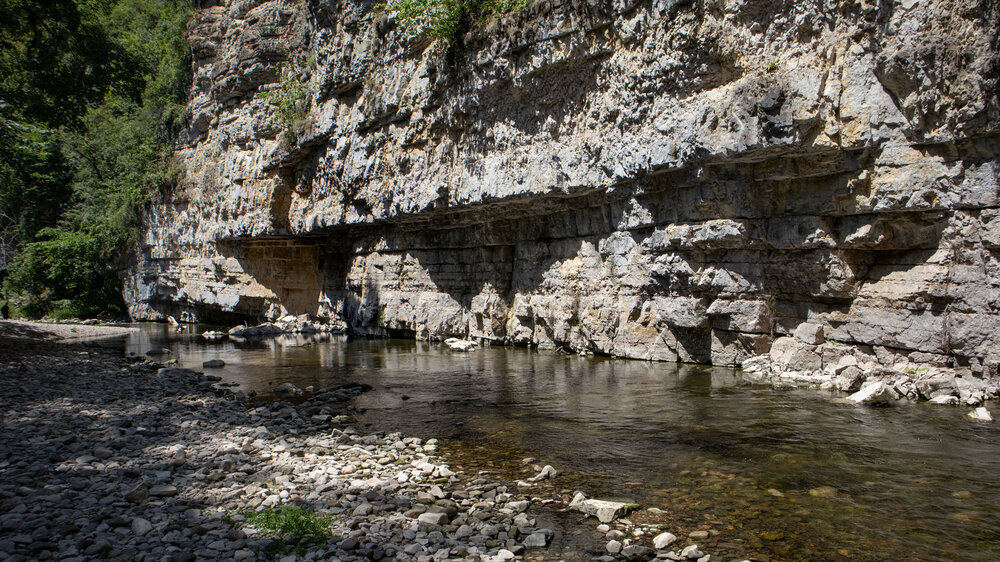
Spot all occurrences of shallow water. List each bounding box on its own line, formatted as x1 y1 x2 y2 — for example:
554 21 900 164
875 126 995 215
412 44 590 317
113 324 1000 560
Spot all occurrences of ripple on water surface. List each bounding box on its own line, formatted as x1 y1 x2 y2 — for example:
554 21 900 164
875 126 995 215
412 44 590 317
112 324 1000 560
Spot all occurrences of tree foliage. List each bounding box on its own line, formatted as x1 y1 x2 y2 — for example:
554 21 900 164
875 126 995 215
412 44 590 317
0 0 143 130
0 107 72 247
0 0 193 318
4 228 124 318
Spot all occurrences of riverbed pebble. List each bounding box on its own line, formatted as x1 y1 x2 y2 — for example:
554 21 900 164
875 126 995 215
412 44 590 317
681 544 704 559
653 531 677 549
688 530 709 540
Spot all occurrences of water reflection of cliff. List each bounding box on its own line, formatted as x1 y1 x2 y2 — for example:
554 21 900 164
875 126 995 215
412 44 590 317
229 331 344 348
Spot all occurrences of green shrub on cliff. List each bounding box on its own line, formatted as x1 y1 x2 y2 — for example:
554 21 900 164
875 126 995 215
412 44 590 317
384 0 528 42
476 0 529 20
389 0 467 41
0 0 192 318
256 65 310 144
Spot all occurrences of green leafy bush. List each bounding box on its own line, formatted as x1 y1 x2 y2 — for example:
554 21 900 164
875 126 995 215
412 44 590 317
4 228 126 318
384 0 529 42
477 0 529 20
390 0 467 41
256 66 310 143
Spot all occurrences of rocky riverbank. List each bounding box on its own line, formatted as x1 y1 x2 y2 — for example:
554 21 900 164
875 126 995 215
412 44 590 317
0 320 137 342
0 333 720 561
739 323 1000 413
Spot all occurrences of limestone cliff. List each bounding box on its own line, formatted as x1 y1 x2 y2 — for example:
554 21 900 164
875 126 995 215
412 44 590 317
128 0 1000 380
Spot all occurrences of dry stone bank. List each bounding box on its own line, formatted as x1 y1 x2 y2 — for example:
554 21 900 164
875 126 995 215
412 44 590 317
128 0 1000 387
0 336 725 561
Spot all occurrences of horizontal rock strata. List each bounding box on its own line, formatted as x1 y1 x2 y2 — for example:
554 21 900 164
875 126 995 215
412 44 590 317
128 0 1000 379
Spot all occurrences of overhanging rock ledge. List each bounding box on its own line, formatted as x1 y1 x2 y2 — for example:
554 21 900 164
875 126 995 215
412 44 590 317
127 0 1000 387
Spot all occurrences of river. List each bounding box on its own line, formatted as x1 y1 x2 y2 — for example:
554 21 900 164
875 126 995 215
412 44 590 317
105 324 1000 560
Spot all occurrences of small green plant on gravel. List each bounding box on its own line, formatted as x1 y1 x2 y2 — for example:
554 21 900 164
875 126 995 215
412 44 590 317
765 61 779 72
242 506 335 557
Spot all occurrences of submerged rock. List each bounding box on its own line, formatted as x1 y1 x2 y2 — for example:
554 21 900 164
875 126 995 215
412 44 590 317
688 530 710 539
523 532 548 548
809 486 838 498
202 359 225 368
680 544 704 559
527 464 558 482
622 544 654 558
157 367 199 377
273 382 303 396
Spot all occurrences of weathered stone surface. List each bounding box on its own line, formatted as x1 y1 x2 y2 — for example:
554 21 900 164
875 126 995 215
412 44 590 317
846 381 899 406
444 338 478 352
653 532 677 550
568 493 636 523
967 407 994 422
127 0 1000 386
769 337 823 372
416 512 448 530
930 395 959 406
794 324 825 346
124 483 148 503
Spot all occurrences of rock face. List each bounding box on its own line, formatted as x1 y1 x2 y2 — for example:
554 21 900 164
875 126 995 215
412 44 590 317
128 0 1000 376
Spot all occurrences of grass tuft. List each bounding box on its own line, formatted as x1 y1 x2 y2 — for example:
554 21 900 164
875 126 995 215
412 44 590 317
241 505 336 557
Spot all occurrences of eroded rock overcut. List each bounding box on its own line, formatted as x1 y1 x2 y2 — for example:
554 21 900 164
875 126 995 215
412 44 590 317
127 0 1000 381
